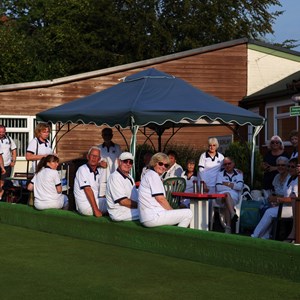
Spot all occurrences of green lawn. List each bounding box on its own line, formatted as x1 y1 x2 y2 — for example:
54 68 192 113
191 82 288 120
0 223 299 300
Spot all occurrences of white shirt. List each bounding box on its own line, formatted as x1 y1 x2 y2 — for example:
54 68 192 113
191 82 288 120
216 169 244 202
181 170 198 193
138 169 166 223
162 162 183 179
198 151 224 187
31 167 63 209
74 164 106 211
106 168 138 221
290 149 298 160
27 137 53 172
0 135 17 166
285 176 298 197
98 142 122 175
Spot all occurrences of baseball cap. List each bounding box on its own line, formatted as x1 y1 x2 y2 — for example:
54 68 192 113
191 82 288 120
119 152 134 161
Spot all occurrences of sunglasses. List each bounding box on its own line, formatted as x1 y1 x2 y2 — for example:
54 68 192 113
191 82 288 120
223 162 232 166
122 159 133 165
288 165 296 169
158 161 170 168
276 164 287 167
271 141 280 144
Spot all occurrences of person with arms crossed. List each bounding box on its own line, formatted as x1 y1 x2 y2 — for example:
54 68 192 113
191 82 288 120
215 157 244 234
74 146 107 217
0 125 17 199
0 144 6 200
106 152 139 221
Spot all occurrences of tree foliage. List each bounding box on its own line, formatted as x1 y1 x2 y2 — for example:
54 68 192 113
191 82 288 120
0 0 286 84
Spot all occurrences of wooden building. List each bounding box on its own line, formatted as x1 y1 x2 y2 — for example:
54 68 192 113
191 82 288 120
1 38 300 163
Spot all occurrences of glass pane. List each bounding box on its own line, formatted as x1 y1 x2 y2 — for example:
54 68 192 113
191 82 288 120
277 105 291 114
277 117 297 141
8 132 29 157
0 118 27 128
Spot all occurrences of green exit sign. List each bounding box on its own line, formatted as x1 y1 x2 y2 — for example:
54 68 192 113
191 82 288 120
290 106 300 116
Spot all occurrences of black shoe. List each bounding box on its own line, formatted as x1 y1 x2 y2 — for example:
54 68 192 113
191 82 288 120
231 214 238 223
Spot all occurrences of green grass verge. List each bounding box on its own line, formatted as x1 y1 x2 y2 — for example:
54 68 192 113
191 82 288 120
1 224 300 300
0 202 300 284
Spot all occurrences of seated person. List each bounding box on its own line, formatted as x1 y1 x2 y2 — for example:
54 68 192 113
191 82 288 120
138 152 193 228
28 155 68 210
251 158 296 239
162 150 183 179
215 157 244 234
106 152 139 221
180 157 198 208
263 156 289 212
74 146 107 217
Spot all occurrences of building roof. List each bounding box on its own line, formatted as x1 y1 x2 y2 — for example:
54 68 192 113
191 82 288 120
1 38 300 92
242 70 300 103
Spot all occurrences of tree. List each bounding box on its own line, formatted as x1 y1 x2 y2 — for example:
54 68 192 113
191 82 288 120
0 0 286 84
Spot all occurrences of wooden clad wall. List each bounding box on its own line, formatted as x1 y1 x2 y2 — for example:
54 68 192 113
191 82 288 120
1 44 247 162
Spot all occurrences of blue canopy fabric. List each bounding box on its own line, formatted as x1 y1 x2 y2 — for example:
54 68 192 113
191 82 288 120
37 68 265 182
37 68 264 128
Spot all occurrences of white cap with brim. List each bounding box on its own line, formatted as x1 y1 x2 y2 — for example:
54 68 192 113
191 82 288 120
119 152 134 161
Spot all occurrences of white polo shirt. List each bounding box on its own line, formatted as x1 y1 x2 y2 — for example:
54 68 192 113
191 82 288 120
286 176 298 197
98 142 122 175
74 163 105 212
162 163 183 179
215 169 244 203
198 151 224 187
0 135 17 166
106 168 138 221
27 137 53 171
138 169 166 223
181 170 198 193
31 167 64 209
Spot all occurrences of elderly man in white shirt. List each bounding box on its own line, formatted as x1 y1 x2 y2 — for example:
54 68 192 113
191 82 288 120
106 152 139 221
74 146 107 217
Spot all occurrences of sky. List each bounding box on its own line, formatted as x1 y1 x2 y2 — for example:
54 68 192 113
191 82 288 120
266 0 300 52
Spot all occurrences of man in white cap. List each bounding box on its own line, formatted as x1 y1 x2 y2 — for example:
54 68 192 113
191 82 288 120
106 152 139 221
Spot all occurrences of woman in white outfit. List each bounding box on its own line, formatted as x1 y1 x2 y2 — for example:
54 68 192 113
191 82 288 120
198 137 224 193
138 152 193 228
28 155 68 210
251 158 297 239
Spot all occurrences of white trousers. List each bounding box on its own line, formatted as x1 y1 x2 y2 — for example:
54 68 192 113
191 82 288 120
142 209 193 228
77 197 107 216
110 208 139 221
252 206 292 239
34 194 68 210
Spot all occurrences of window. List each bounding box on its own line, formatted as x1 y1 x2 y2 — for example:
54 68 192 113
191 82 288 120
0 116 36 158
265 100 297 143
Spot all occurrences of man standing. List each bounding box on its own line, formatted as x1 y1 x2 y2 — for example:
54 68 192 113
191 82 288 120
0 126 17 199
74 146 107 217
106 152 139 221
98 127 122 196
